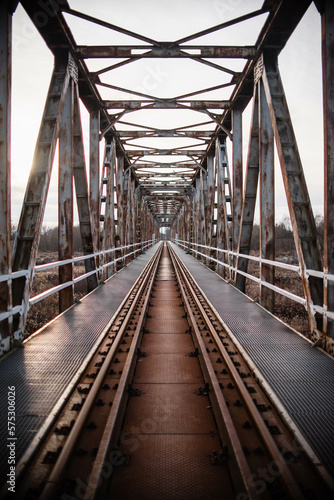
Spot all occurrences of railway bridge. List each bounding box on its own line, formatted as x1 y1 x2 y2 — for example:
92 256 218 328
0 1 334 499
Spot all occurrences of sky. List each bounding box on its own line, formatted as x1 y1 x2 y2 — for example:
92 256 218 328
10 0 324 227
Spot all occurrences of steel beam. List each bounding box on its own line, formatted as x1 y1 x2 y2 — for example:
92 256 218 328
104 100 229 110
102 137 116 278
58 80 74 313
216 138 231 278
0 2 12 342
12 54 71 337
321 0 334 338
89 107 100 277
72 88 98 291
236 87 259 292
206 154 215 254
259 79 275 312
200 170 207 263
78 45 256 59
232 108 243 255
262 52 323 335
116 154 124 268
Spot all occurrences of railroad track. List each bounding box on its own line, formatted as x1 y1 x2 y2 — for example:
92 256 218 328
11 242 333 500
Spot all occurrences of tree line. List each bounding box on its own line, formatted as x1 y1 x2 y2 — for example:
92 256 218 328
11 216 324 257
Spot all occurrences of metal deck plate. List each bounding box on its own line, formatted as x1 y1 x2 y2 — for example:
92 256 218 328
0 245 159 487
170 243 334 478
112 434 234 500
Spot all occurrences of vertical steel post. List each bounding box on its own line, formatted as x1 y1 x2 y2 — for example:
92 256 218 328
216 143 226 277
58 80 74 312
262 52 323 337
0 2 12 344
116 154 124 268
135 188 141 256
232 107 243 254
322 0 334 338
206 154 215 264
103 137 116 278
123 169 130 265
130 174 135 260
195 175 201 259
259 79 275 312
72 88 98 291
12 54 71 337
236 87 260 292
200 170 207 263
90 108 100 276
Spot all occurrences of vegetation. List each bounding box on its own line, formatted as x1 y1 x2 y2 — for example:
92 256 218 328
11 217 324 338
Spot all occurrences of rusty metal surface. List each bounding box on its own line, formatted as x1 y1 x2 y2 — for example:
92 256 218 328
109 244 234 499
258 79 275 312
112 435 234 500
0 244 159 488
0 1 12 341
170 242 334 478
58 79 74 313
322 0 334 338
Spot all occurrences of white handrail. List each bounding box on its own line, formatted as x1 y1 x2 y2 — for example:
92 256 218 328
172 239 334 319
0 239 157 321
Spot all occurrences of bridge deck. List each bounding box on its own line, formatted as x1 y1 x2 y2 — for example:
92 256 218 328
170 242 334 479
0 245 159 487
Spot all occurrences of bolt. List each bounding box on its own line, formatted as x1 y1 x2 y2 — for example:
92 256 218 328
243 421 252 429
87 421 97 429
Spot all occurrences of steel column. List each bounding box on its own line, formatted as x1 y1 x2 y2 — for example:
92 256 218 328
89 107 100 276
58 79 74 313
206 154 215 261
130 173 135 260
262 52 323 336
124 169 130 265
195 175 201 259
232 107 243 254
259 79 275 312
73 88 98 291
322 0 334 338
12 54 71 337
216 139 229 278
102 137 116 278
236 87 259 292
116 154 125 268
200 170 207 263
0 2 12 343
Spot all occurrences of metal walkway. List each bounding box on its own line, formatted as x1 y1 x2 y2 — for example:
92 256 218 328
169 242 334 479
0 244 159 487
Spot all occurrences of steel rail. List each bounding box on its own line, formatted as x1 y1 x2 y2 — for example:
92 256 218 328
168 246 259 500
87 243 163 500
9 243 162 500
168 243 305 500
39 242 163 500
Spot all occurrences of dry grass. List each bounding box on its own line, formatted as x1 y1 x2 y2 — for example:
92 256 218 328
25 253 88 335
244 259 310 336
25 250 310 339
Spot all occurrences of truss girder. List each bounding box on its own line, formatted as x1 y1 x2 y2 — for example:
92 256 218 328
1 0 333 355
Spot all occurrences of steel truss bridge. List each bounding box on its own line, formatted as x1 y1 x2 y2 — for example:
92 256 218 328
0 0 334 356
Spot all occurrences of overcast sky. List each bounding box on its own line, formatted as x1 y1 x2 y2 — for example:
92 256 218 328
11 1 323 226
